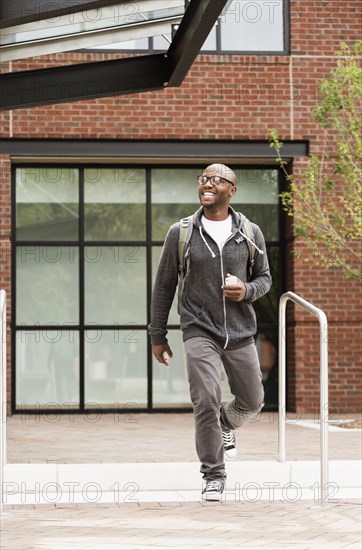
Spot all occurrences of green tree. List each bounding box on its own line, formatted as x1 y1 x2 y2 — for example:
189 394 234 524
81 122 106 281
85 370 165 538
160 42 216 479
269 41 362 280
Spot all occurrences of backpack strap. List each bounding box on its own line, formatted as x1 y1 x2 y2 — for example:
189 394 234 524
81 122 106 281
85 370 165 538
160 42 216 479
178 215 194 303
238 213 256 281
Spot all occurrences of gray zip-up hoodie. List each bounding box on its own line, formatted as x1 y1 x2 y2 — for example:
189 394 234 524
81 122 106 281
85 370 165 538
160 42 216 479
149 206 272 350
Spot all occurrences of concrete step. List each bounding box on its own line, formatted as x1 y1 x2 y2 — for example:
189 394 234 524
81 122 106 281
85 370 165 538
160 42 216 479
3 460 361 505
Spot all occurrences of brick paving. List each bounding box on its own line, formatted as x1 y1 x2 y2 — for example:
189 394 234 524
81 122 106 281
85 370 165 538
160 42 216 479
1 412 361 549
1 500 361 549
6 412 362 463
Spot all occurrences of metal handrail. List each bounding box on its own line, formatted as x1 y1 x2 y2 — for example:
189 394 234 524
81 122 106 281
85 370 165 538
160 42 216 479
278 291 329 505
0 290 6 514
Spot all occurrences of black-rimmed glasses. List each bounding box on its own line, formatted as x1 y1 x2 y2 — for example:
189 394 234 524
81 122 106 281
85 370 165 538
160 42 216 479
197 175 234 186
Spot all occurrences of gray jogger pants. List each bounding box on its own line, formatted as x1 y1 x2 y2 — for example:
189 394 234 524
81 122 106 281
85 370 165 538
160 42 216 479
184 337 264 482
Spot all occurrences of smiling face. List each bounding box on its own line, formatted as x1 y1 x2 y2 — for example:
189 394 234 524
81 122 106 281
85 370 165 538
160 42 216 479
198 164 237 214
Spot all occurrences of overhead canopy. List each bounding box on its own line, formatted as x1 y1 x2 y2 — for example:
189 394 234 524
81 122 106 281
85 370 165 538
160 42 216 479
0 0 230 110
0 1 185 61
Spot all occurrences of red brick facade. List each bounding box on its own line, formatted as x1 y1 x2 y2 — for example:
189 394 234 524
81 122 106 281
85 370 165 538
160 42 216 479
0 1 361 413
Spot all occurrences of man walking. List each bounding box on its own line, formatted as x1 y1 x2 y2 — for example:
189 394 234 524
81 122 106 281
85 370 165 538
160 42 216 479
149 164 272 501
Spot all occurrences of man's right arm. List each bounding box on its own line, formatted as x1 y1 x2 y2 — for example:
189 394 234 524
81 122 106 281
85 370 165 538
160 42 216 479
148 224 180 346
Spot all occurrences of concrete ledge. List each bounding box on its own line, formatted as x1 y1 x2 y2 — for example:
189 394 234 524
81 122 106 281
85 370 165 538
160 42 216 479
4 460 361 504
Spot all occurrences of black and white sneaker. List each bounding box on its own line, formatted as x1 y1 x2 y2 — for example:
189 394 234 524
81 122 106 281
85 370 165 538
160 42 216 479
222 429 237 459
201 480 224 501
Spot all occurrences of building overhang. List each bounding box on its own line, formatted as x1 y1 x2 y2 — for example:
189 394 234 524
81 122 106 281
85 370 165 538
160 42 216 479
0 0 230 111
0 138 309 163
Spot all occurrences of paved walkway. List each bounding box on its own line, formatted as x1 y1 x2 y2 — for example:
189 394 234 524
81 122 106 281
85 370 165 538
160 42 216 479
1 412 361 549
6 411 362 463
2 499 361 550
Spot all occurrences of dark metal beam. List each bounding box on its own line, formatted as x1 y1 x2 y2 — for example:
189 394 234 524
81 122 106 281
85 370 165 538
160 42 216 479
167 0 229 86
0 0 230 110
0 0 133 28
0 54 170 111
0 138 309 159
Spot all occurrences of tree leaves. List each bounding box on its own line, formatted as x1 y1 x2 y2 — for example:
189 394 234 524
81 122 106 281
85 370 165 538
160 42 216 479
268 42 362 280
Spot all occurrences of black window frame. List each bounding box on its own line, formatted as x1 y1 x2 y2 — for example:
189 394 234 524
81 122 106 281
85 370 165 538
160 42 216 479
11 161 286 415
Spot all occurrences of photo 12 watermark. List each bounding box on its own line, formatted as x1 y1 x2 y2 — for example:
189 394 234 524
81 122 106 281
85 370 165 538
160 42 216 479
3 481 140 505
201 480 340 504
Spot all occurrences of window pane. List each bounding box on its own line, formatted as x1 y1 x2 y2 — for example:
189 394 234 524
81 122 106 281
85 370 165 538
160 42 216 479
221 0 284 51
232 169 279 241
85 329 147 406
253 246 280 325
151 168 201 240
16 246 79 324
152 330 191 407
235 169 279 204
85 246 147 324
16 168 78 241
84 168 146 241
201 27 217 50
16 330 79 408
152 246 179 325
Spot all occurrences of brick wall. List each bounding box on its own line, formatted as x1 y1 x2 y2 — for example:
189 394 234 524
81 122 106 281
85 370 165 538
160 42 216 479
0 0 361 412
285 233 362 414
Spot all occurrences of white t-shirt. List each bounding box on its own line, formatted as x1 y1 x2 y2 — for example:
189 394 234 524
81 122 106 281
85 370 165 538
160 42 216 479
201 214 232 251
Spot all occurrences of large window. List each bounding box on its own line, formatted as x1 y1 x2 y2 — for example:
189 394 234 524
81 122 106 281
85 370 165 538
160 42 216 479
89 1 288 54
14 165 282 412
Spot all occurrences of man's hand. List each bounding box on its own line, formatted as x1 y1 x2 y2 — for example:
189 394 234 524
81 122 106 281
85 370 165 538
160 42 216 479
152 343 174 367
222 273 247 302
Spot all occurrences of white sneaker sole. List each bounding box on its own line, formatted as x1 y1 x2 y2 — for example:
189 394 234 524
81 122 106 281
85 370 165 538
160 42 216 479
203 492 223 502
224 448 237 460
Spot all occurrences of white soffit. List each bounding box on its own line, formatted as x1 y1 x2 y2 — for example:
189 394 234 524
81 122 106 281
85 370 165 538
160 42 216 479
0 0 184 61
